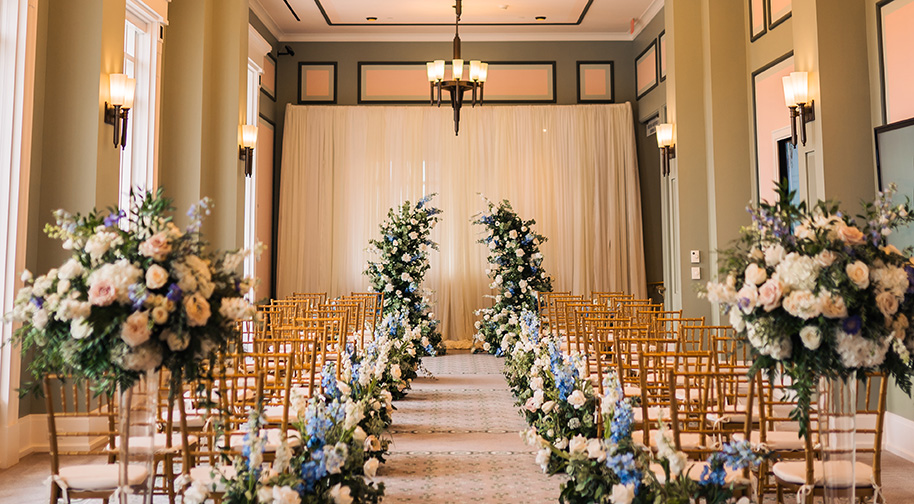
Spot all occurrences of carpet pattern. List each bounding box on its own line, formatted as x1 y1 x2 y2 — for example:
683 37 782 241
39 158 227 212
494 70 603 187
378 352 563 503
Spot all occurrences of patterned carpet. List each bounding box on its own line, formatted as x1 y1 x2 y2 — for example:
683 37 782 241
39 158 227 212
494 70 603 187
378 352 563 503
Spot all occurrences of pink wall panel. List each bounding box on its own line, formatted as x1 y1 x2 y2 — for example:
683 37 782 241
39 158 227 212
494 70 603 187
261 56 275 95
884 0 914 123
769 0 791 22
636 49 656 94
306 69 331 97
485 67 550 98
755 58 794 203
751 0 766 33
364 68 428 99
255 118 274 300
584 68 606 96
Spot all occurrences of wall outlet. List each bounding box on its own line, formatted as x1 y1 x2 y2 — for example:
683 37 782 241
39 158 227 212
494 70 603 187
691 266 701 280
690 250 700 263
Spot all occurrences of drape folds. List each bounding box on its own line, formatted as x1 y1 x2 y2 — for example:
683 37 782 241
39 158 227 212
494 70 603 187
277 103 646 342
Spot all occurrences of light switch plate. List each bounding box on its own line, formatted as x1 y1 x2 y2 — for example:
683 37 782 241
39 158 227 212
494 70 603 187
690 250 700 263
691 266 701 280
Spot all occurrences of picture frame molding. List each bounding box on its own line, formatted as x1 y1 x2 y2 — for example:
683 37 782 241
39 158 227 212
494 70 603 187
750 0 768 42
576 60 615 104
297 61 338 104
260 53 277 102
635 41 658 100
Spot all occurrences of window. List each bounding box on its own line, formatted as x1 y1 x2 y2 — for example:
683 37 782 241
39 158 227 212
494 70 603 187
119 1 163 210
243 61 260 298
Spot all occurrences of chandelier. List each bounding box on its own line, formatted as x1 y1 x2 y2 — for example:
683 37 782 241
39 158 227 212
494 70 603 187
426 0 488 136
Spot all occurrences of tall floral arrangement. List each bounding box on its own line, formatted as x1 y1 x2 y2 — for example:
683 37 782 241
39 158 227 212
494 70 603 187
705 183 914 433
7 189 257 394
364 194 444 357
472 198 553 354
508 312 768 504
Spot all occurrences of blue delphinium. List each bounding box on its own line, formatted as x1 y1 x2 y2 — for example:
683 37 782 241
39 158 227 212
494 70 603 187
606 451 641 491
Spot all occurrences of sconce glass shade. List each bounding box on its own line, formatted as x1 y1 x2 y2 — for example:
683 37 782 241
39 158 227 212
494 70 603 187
434 60 446 81
427 62 437 82
123 78 137 110
452 59 464 80
790 71 809 104
109 73 129 106
478 63 488 83
656 123 674 148
241 125 258 149
469 60 481 81
782 76 796 107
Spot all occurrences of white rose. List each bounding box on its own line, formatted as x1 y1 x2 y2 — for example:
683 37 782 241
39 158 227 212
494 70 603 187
586 438 605 461
737 283 758 314
609 483 635 504
391 364 402 381
120 311 151 347
567 389 587 409
799 325 822 350
70 318 92 339
328 484 352 504
781 290 822 319
765 244 787 266
363 457 379 478
272 486 300 504
568 435 587 456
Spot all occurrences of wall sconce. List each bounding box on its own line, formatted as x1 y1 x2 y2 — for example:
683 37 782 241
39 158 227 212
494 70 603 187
239 125 258 177
104 74 136 149
656 123 676 176
782 71 815 146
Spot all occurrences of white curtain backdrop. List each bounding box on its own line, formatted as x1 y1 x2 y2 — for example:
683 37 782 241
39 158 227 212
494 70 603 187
277 103 646 342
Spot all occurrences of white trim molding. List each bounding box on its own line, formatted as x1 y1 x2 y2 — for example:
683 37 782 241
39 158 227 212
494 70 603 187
884 411 914 464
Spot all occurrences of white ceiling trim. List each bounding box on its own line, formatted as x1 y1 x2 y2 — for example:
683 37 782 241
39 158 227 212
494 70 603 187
631 0 664 39
280 31 636 43
250 0 283 41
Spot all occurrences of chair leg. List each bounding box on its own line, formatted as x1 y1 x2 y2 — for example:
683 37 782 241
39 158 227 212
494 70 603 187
776 482 783 504
49 482 60 504
164 455 176 504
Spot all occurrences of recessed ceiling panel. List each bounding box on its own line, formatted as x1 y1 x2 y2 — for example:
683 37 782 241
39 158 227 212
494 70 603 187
252 0 660 40
317 0 592 25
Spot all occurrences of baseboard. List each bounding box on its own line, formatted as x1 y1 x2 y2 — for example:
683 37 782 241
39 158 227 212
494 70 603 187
884 411 914 463
18 413 48 457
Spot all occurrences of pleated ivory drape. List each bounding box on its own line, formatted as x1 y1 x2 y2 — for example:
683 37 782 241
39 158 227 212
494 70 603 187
277 103 646 342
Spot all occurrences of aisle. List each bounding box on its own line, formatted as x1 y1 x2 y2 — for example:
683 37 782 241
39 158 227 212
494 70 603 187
378 351 562 503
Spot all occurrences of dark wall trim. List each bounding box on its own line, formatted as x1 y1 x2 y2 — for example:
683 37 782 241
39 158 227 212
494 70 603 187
576 60 615 104
766 0 792 30
297 61 338 104
313 0 594 26
874 116 914 190
750 50 794 203
635 40 658 100
356 61 430 104
876 0 896 126
749 0 768 43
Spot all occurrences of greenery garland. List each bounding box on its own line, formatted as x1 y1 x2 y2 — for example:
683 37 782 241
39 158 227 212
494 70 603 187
365 194 444 361
472 198 553 354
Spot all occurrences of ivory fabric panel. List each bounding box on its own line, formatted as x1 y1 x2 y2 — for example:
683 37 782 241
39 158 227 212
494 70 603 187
277 103 646 341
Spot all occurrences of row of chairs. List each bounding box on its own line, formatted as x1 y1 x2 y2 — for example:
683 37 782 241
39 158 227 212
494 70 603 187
537 291 888 503
45 291 385 504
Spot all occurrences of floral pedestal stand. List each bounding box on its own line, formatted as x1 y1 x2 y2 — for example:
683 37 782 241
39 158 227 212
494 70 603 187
818 375 857 504
118 369 158 504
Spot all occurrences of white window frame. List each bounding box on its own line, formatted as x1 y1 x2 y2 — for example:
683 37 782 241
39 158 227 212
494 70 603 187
245 26 270 299
118 0 164 210
0 0 38 469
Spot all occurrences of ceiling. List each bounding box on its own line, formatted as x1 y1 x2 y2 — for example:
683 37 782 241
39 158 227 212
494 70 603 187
250 0 663 42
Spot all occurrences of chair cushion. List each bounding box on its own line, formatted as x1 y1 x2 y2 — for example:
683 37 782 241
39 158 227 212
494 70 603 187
189 464 236 493
732 431 805 451
57 463 148 491
772 461 874 487
263 405 288 424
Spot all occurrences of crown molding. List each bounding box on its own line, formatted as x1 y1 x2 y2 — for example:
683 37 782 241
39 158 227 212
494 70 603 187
631 0 664 39
279 31 636 43
250 0 285 42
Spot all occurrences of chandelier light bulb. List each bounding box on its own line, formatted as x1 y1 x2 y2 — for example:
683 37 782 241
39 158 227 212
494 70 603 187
452 59 464 80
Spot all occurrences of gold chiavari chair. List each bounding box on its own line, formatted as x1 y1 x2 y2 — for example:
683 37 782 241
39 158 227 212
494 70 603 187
666 367 753 492
593 292 633 310
44 375 147 504
290 292 327 309
772 373 888 504
537 291 570 328
611 323 653 398
586 316 624 395
550 294 585 341
350 291 384 339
